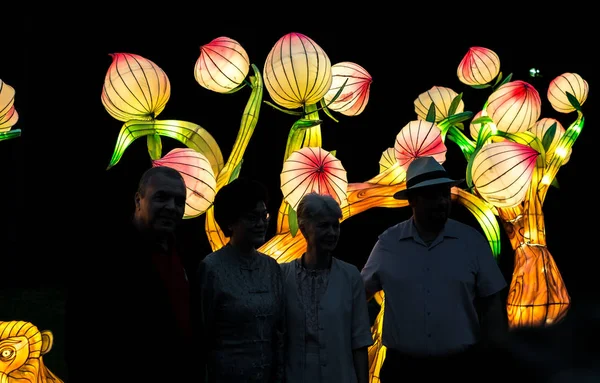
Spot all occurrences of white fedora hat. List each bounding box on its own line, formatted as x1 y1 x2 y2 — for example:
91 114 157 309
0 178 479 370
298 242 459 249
393 156 464 200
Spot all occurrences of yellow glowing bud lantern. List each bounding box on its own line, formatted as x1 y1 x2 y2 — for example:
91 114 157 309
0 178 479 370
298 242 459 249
101 53 170 121
194 36 250 93
0 79 20 141
529 117 572 165
486 80 541 133
471 140 538 208
457 46 501 86
322 62 372 116
263 32 332 109
414 86 465 123
547 72 589 114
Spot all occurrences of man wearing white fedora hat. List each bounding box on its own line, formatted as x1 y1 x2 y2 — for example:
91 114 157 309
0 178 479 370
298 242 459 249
361 156 507 382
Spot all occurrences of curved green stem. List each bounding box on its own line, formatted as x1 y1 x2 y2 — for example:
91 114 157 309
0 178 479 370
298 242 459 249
146 133 162 160
446 125 476 160
0 129 21 141
277 103 323 232
216 63 264 190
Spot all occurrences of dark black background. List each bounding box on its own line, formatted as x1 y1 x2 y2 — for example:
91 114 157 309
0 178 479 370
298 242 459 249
2 11 597 308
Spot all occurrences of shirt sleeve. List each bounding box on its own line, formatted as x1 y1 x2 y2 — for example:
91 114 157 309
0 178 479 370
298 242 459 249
351 267 375 350
361 238 385 297
473 232 507 297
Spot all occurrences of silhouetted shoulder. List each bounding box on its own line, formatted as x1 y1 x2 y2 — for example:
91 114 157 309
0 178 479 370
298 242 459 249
377 220 409 241
445 218 488 241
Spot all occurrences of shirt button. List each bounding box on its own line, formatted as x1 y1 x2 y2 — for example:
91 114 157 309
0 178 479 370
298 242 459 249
427 312 431 316
428 333 432 338
427 289 431 293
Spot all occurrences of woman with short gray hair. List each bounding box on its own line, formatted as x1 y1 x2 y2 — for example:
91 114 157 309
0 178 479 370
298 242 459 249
281 192 373 383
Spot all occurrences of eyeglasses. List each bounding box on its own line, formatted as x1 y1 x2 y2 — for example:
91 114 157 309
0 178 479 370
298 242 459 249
241 211 271 224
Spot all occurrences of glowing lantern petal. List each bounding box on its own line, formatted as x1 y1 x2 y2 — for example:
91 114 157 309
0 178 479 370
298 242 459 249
414 86 464 123
394 120 447 169
101 53 171 122
264 32 332 109
486 80 541 133
529 117 571 165
457 46 500 86
0 80 18 132
194 36 250 94
280 147 347 211
323 62 372 116
379 148 397 173
547 72 589 113
153 148 217 219
471 141 538 208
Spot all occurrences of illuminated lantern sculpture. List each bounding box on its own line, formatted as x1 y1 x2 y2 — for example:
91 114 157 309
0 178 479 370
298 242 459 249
194 36 250 94
394 120 447 168
0 321 64 382
152 148 217 219
457 46 501 87
486 80 541 134
471 140 539 208
263 32 332 110
0 79 20 142
323 62 372 116
414 86 465 123
100 37 588 382
281 146 348 211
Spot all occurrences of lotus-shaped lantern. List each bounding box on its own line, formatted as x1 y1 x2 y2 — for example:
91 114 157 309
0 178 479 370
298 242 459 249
263 32 332 110
194 36 250 94
394 120 447 169
323 62 372 116
457 47 501 87
153 148 217 219
101 53 170 121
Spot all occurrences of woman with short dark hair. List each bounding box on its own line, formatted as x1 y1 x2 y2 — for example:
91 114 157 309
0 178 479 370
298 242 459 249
194 177 285 383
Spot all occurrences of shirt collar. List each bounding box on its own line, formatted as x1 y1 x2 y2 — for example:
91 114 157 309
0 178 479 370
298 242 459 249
397 216 460 242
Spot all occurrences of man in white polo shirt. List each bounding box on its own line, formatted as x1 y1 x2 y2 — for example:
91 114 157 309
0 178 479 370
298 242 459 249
361 156 507 382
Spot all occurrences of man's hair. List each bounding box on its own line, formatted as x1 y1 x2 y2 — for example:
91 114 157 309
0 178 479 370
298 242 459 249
137 166 184 197
297 192 342 226
213 177 269 237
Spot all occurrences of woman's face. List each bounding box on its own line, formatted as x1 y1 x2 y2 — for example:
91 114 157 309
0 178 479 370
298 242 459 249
301 212 340 254
230 201 270 248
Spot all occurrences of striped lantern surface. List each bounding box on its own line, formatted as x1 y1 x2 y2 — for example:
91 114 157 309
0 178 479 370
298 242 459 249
194 36 250 94
153 148 217 219
457 46 501 86
529 117 571 165
394 120 447 170
414 86 464 123
263 32 332 109
101 53 170 122
0 79 18 132
379 147 397 173
471 141 539 208
486 80 541 134
547 72 589 114
322 61 372 116
280 147 347 211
